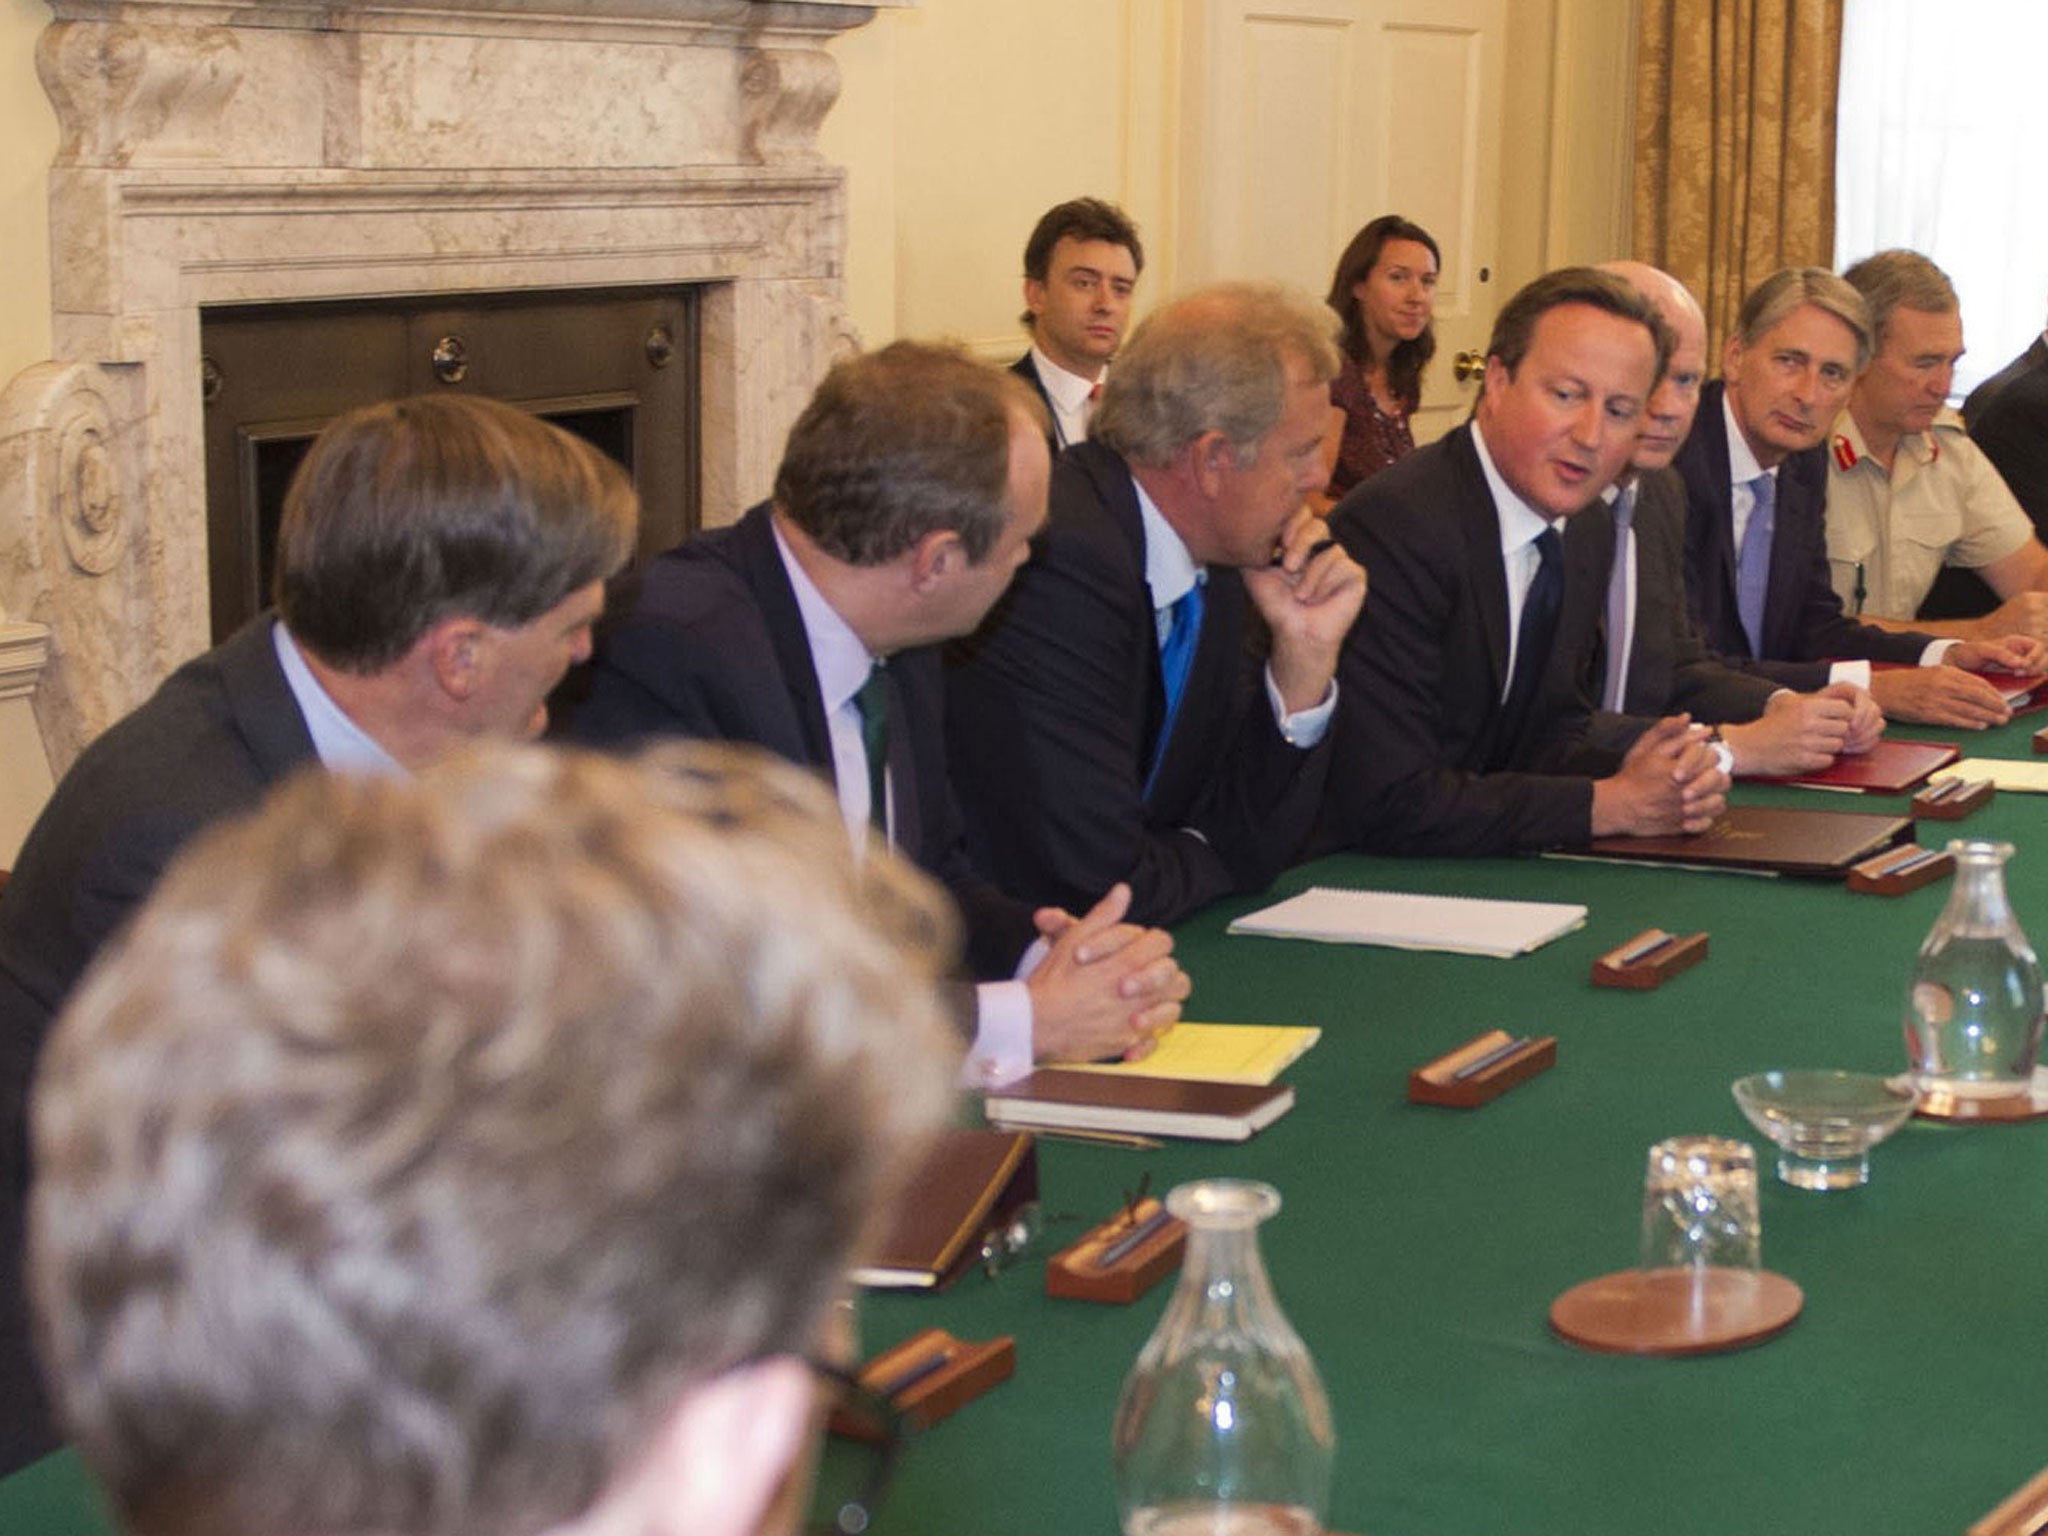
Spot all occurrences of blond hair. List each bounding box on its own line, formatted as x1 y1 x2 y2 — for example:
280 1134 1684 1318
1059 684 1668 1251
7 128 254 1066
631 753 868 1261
31 741 957 1536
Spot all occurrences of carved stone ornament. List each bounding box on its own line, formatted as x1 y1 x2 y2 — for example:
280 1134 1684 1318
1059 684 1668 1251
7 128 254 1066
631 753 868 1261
54 389 125 576
740 47 843 165
39 20 244 167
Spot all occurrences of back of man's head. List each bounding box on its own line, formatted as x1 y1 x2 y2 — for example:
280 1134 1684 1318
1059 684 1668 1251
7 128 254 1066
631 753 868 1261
1092 282 1341 469
774 340 1045 567
1840 248 1959 350
30 740 957 1536
275 395 639 674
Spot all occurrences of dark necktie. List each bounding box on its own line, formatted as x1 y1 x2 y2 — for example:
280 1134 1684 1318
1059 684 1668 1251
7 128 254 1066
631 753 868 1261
1602 485 1637 713
854 661 890 834
1501 527 1562 745
1736 472 1776 655
1147 580 1205 797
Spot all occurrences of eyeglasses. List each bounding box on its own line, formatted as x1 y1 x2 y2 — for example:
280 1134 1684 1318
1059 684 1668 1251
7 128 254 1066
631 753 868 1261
806 1360 908 1536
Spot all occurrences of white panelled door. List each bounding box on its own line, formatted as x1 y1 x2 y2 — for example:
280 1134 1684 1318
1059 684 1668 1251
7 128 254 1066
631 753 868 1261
1175 0 1509 442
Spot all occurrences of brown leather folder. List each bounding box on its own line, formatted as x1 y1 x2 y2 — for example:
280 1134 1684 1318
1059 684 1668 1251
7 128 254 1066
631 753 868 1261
984 1069 1294 1143
1568 805 1913 877
1741 738 1959 793
850 1128 1038 1291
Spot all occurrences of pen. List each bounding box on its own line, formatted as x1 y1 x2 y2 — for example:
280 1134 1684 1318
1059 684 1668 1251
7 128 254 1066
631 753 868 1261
1924 775 1963 803
1095 1206 1175 1269
1005 1126 1164 1151
1854 560 1867 617
877 1345 955 1399
1876 846 1943 879
1270 536 1339 568
1452 1035 1531 1081
1613 930 1675 967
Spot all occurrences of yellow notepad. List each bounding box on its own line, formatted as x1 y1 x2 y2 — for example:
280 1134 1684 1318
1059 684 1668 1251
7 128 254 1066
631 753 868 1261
1066 1022 1322 1086
1934 760 2048 794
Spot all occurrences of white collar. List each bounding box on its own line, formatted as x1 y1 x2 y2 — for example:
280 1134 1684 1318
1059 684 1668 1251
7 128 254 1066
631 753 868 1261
771 519 878 716
1131 473 1201 610
271 622 404 777
1722 390 1771 487
1471 420 1558 556
1030 344 1103 414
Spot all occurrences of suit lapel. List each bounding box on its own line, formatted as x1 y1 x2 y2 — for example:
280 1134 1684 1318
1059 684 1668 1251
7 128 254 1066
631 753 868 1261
730 506 836 772
1447 427 1513 703
218 617 320 776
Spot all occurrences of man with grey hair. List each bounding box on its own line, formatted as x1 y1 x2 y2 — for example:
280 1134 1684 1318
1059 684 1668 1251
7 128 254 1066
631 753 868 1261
946 283 1366 926
30 740 957 1536
0 393 637 1473
1826 249 2048 641
561 341 1189 1084
1674 266 2043 729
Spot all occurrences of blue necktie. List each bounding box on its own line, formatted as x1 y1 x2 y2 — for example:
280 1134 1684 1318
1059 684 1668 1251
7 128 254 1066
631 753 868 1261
1146 581 1205 797
1501 527 1562 748
1736 472 1776 655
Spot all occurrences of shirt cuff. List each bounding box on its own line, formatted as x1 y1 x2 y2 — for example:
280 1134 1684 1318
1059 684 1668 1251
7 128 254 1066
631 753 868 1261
1921 638 1961 667
1263 667 1337 748
1828 659 1873 689
960 979 1035 1089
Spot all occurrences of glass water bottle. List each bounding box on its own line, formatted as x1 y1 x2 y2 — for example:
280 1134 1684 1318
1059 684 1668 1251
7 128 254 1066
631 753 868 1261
1111 1180 1335 1536
1904 840 2046 1096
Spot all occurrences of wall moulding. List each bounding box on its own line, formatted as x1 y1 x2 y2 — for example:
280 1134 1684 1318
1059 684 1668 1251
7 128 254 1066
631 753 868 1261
4 0 889 773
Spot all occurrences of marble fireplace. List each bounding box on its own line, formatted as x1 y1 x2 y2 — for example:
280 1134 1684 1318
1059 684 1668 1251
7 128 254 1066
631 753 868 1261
0 0 890 776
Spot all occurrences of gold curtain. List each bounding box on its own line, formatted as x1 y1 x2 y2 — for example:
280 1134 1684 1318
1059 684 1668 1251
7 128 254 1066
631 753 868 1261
1634 0 1844 354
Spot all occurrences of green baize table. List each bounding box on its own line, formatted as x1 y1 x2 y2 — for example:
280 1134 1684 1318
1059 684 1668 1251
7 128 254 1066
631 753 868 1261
9 718 2048 1535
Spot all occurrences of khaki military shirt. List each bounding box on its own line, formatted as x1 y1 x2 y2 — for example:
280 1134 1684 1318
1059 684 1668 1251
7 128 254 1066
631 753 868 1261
1824 407 2033 620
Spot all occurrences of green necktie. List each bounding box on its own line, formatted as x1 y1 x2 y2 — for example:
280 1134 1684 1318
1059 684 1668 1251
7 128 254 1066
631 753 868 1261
854 662 890 832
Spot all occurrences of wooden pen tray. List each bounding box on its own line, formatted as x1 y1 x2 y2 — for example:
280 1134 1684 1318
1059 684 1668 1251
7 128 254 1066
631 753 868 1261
1408 1029 1555 1108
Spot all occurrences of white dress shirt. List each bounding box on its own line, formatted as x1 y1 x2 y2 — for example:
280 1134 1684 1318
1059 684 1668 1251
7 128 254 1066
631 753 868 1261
770 523 1036 1085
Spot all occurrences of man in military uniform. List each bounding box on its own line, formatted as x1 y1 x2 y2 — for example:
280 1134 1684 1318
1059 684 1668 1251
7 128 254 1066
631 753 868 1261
1826 250 2048 641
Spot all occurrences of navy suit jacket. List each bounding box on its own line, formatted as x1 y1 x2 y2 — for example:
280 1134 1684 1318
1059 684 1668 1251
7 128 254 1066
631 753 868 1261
0 617 315 1473
1675 381 1930 689
1321 423 1616 857
1010 351 1060 455
554 504 1037 982
1965 335 2048 533
943 439 1329 927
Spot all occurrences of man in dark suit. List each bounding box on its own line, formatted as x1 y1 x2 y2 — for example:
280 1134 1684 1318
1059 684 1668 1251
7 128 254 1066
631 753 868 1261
559 342 1187 1083
1011 197 1144 452
1675 266 2040 728
1965 323 2048 542
1323 267 1727 858
0 394 638 1474
1583 261 1881 772
947 284 1366 926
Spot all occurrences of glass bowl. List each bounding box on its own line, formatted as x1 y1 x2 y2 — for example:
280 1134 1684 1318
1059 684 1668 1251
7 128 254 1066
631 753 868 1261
1730 1070 1917 1190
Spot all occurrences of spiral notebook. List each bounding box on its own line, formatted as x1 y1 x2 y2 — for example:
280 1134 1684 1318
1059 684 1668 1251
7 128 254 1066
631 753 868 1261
1227 886 1588 959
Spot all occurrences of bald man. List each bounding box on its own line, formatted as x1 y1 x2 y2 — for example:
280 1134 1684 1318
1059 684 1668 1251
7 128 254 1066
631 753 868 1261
1579 262 1882 775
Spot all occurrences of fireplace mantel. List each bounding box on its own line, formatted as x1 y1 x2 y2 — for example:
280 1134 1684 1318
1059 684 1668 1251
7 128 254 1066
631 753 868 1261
0 0 895 771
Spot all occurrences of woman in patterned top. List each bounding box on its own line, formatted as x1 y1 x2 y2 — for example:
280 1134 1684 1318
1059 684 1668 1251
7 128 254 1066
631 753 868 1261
1316 214 1440 507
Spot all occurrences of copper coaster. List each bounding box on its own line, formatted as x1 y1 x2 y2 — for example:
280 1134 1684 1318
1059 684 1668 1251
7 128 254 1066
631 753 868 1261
1549 1267 1803 1357
1894 1067 2048 1123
